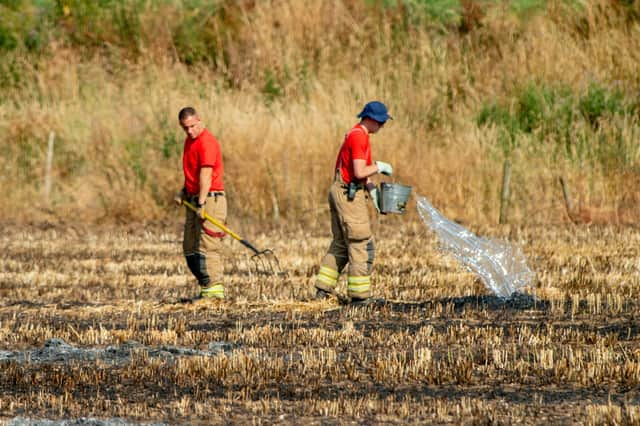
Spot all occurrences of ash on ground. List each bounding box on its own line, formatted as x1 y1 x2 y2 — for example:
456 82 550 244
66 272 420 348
8 417 165 426
0 338 234 364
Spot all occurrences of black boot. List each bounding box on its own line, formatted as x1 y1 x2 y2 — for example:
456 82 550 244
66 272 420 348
350 297 371 306
315 289 331 300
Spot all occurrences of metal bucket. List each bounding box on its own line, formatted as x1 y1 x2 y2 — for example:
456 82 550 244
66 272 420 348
379 182 412 214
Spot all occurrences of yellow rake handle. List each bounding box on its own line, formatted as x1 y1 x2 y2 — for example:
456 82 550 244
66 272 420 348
182 200 261 255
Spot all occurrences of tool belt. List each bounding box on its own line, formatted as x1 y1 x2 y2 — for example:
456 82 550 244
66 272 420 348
186 191 225 200
334 171 365 189
334 171 365 201
338 181 365 191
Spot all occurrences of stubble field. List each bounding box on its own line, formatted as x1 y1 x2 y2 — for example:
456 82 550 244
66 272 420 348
1 220 639 424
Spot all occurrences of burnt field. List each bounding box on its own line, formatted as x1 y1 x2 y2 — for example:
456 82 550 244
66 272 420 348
1 222 639 424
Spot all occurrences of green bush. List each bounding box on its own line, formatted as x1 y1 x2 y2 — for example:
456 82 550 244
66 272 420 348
262 69 284 105
0 24 18 51
412 0 461 26
0 0 52 54
578 83 624 129
172 1 220 65
372 0 461 30
373 0 550 31
515 83 549 133
476 81 638 169
510 0 547 16
477 102 519 153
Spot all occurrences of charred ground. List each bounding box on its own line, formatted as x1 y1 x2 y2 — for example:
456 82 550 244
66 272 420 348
0 223 639 424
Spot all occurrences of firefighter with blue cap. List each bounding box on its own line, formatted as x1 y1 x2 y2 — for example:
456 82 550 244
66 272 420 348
314 101 393 304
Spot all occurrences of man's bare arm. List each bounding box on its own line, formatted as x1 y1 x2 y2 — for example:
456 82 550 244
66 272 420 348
353 159 380 180
198 167 213 206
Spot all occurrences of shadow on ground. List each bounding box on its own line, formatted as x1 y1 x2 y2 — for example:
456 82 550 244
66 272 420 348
337 292 549 313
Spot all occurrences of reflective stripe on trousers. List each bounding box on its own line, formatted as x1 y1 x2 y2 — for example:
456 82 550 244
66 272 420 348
316 266 339 289
347 275 371 299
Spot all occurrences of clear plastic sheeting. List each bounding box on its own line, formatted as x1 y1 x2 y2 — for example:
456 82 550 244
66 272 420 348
417 196 535 298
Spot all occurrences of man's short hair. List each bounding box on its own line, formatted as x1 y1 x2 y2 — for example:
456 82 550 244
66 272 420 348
178 107 197 122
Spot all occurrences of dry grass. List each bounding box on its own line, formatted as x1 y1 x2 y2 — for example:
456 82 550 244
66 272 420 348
0 220 639 423
1 1 639 225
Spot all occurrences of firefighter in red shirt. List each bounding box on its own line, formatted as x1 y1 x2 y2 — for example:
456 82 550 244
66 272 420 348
174 107 227 299
314 101 393 304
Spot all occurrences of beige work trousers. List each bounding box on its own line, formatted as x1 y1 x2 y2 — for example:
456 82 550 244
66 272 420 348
315 181 374 299
183 194 227 287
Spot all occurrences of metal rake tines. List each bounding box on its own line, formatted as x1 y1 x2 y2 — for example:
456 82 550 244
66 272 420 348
250 249 286 277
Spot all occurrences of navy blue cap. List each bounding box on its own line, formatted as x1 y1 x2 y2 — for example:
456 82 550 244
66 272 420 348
357 101 392 123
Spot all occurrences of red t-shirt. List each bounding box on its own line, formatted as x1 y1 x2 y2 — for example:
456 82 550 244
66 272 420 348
182 128 224 194
335 123 371 185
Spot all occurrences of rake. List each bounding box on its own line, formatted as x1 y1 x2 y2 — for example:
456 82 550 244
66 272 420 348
182 200 285 276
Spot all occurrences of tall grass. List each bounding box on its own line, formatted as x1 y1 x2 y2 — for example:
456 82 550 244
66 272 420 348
0 0 639 225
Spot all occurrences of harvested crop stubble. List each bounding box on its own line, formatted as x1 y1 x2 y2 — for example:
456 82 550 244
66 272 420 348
0 223 639 423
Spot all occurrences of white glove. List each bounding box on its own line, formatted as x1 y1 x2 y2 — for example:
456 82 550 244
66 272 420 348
369 186 381 214
375 161 393 176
